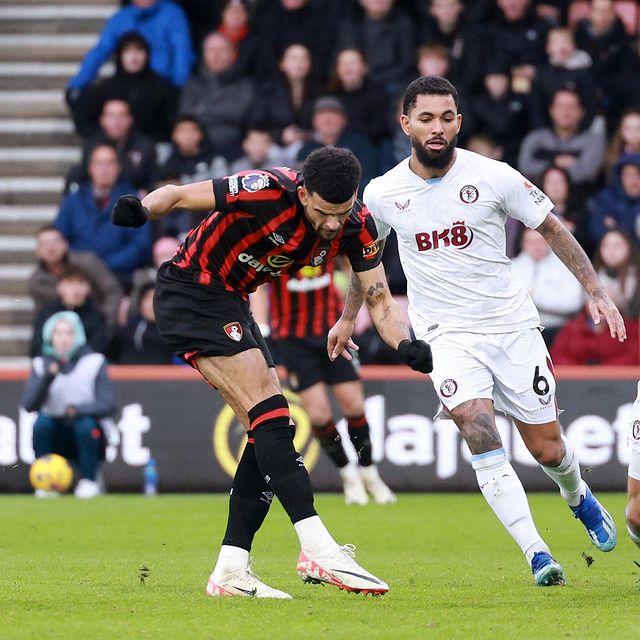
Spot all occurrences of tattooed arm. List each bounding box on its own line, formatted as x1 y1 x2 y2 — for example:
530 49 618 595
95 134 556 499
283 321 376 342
536 212 626 341
327 260 411 361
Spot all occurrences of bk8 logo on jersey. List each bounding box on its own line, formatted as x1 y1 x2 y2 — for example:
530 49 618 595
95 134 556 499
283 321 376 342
415 220 474 252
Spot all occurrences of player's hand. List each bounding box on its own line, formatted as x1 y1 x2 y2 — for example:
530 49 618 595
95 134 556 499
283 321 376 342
112 195 149 227
588 290 626 342
397 339 433 373
327 318 359 361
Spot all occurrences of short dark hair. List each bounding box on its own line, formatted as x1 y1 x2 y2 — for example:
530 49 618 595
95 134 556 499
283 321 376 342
59 264 91 284
403 76 459 115
37 223 61 236
302 146 361 203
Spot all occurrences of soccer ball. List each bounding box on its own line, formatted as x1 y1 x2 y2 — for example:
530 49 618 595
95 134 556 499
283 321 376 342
29 454 73 493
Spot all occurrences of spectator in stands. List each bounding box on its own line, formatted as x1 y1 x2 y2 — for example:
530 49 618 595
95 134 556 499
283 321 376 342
66 0 194 95
417 0 482 92
550 303 639 365
518 87 606 194
229 128 290 174
378 94 411 173
253 0 337 81
110 283 175 364
28 225 122 332
604 109 640 181
179 32 257 160
481 0 550 92
296 96 379 190
592 229 640 319
258 43 323 149
158 115 228 185
216 0 259 77
68 31 177 141
31 265 109 358
540 166 590 253
125 235 180 323
327 48 390 144
511 227 584 346
338 0 416 96
574 0 639 100
23 310 114 498
587 154 640 245
70 99 157 194
528 27 596 130
54 143 152 289
470 56 530 165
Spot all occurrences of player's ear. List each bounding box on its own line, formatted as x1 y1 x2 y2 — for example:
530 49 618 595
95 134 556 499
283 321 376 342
456 113 462 134
400 113 411 136
297 185 308 206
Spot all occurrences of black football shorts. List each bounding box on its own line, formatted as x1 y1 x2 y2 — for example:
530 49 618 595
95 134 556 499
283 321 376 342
154 262 274 366
276 335 359 392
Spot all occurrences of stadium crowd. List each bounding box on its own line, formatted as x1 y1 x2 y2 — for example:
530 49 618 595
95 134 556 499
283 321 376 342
31 0 640 365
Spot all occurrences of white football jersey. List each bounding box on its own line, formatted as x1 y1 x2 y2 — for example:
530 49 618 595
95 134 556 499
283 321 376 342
364 149 554 339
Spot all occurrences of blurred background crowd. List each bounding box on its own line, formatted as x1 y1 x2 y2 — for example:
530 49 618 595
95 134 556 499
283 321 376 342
31 0 640 366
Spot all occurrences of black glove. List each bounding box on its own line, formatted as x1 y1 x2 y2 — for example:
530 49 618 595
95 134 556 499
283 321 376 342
112 195 149 228
397 339 433 373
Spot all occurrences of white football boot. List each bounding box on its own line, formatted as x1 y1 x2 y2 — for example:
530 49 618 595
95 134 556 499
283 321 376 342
296 544 389 595
339 465 368 505
74 479 100 499
206 566 292 599
360 465 397 504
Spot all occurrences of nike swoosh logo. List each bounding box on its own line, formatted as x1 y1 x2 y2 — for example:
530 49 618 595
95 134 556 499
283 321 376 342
230 585 257 596
331 569 384 585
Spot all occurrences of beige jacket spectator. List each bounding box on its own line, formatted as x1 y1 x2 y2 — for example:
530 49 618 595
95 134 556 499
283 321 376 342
28 225 123 330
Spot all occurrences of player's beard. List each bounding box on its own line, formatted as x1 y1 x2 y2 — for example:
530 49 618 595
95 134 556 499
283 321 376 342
411 133 457 170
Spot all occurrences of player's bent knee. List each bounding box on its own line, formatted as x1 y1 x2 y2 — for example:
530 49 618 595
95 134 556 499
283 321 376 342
626 496 640 532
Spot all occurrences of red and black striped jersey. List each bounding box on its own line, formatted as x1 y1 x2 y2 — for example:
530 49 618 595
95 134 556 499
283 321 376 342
269 262 343 339
171 167 381 297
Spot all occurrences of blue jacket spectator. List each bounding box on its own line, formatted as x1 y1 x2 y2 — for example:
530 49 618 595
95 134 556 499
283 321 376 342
587 153 640 245
67 0 194 90
54 144 152 287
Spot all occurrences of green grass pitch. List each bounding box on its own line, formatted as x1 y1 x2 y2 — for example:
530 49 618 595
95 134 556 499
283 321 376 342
2 493 638 640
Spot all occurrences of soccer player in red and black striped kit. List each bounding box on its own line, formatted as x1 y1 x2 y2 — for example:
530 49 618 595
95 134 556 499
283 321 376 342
112 147 432 599
252 260 396 505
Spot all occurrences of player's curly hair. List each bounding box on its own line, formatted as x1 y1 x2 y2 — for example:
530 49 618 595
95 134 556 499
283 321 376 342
403 76 459 115
302 146 361 203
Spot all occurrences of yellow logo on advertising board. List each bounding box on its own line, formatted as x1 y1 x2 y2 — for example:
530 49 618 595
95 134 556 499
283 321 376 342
212 389 320 478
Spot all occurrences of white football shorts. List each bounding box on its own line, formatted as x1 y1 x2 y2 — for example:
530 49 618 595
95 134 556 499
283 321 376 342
423 327 558 424
628 389 640 480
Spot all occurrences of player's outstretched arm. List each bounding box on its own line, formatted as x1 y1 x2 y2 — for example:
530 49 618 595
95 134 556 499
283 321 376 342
536 212 627 342
112 180 216 227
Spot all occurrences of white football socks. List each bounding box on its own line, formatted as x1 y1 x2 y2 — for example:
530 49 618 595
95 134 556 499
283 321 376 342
294 515 338 556
540 435 585 507
211 545 249 582
472 448 548 563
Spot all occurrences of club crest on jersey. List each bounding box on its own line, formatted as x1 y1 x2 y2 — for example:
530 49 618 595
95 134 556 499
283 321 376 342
241 173 269 192
633 420 640 440
223 322 243 342
440 379 458 398
311 247 328 266
459 185 479 204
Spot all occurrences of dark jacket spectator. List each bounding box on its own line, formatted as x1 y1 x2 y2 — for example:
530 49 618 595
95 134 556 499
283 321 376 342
338 1 416 95
28 225 122 331
54 144 152 287
31 267 109 357
179 32 257 158
587 154 640 245
69 31 177 141
67 0 194 90
110 284 175 364
253 0 337 81
257 43 323 146
328 48 390 144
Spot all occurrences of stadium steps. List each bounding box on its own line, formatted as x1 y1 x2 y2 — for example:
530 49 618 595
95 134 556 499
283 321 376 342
0 0 117 365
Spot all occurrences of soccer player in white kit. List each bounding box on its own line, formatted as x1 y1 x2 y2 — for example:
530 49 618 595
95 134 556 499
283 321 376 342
626 383 640 548
328 76 626 586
